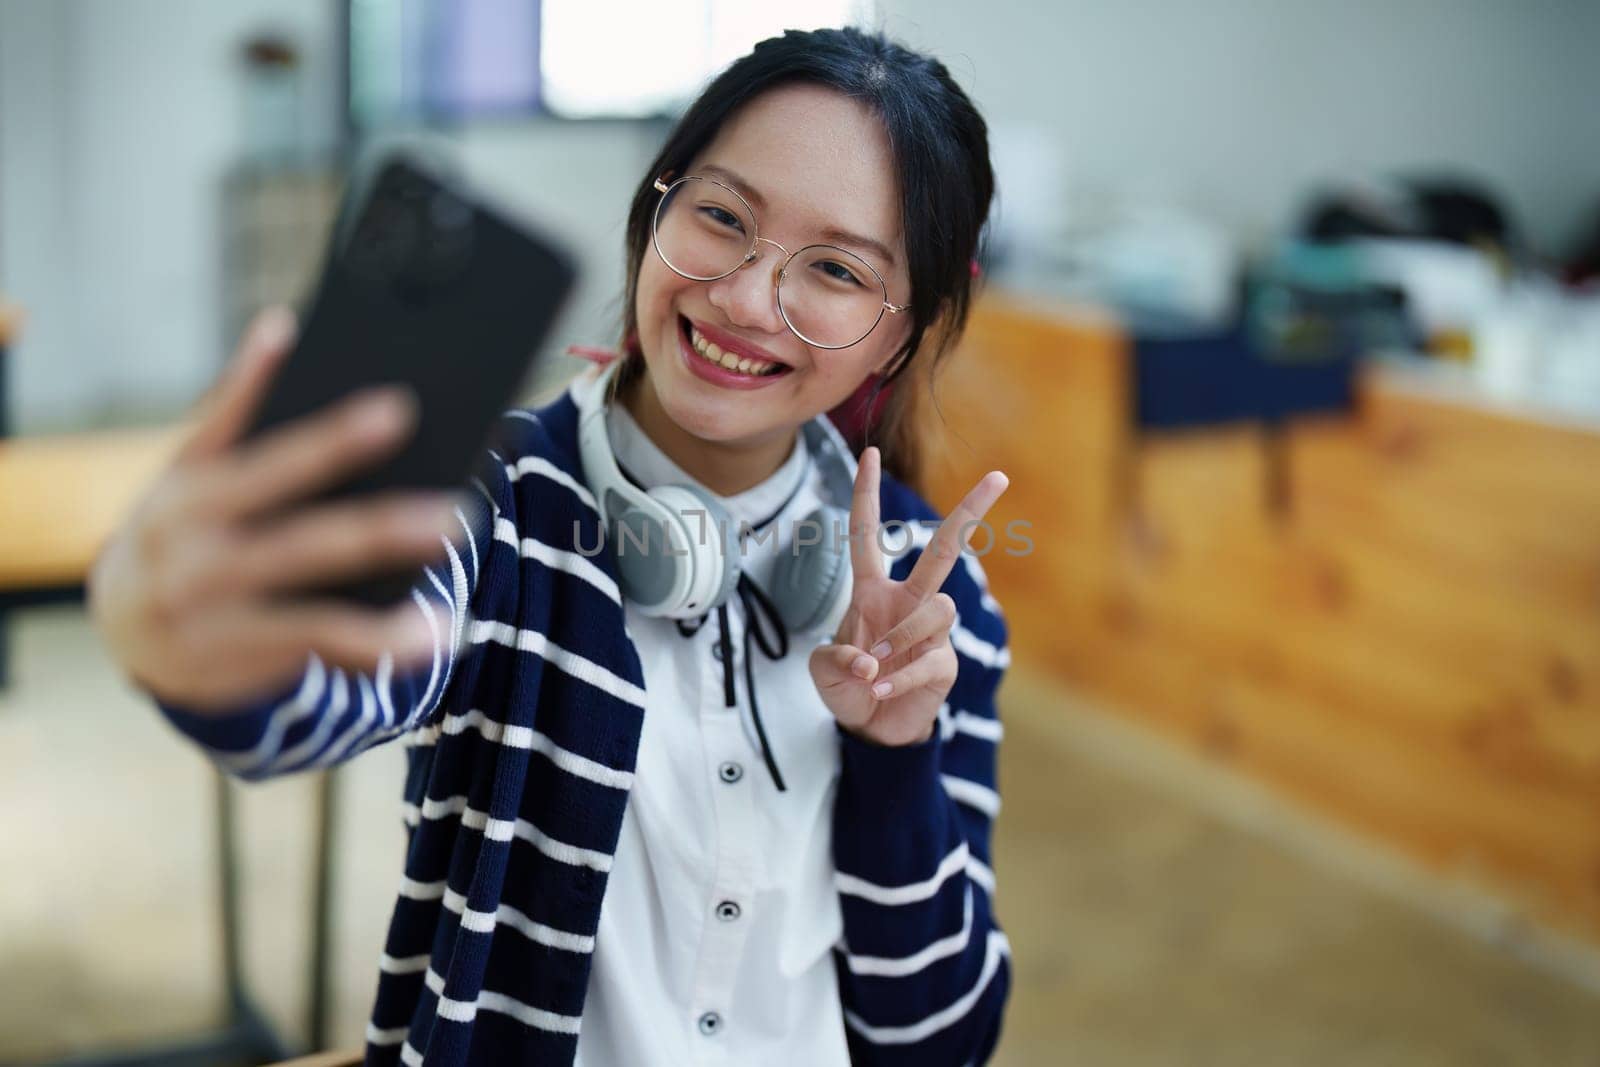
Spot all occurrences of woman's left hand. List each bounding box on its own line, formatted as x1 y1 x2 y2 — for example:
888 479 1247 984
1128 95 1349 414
809 446 1009 747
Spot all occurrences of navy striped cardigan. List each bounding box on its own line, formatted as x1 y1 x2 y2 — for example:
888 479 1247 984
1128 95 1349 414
157 385 1012 1065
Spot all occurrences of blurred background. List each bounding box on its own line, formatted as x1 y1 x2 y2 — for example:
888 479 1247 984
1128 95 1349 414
2 1 1599 1064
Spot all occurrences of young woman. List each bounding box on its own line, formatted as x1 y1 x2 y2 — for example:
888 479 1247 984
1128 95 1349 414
91 26 1010 1067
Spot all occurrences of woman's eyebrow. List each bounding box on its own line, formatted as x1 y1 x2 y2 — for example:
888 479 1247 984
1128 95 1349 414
699 163 898 269
819 225 897 269
700 164 767 209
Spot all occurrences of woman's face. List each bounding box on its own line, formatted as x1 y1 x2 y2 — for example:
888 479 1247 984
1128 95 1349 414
632 83 911 449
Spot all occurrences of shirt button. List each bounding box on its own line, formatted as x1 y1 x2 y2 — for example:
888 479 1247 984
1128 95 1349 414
717 761 744 784
697 1011 722 1036
711 641 733 663
715 900 742 922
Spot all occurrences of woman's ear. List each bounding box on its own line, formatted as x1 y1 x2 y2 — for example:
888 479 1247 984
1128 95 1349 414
876 300 950 378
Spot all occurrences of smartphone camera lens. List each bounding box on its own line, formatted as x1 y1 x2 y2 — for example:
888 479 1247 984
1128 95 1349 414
404 192 475 289
341 164 477 298
347 202 417 283
387 167 430 204
430 191 471 233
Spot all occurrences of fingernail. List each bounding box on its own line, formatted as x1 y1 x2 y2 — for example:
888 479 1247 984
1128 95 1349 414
851 655 875 679
869 641 891 659
872 681 893 698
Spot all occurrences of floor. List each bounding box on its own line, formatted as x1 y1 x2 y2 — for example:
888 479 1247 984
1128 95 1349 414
1 604 1597 1065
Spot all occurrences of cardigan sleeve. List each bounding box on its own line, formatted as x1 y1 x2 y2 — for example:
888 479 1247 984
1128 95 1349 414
149 411 529 782
830 500 1012 1066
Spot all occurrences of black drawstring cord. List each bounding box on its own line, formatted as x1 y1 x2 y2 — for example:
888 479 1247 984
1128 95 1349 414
674 572 791 791
621 433 813 792
734 571 789 791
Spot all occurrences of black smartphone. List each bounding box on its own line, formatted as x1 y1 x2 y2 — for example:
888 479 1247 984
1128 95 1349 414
240 148 578 606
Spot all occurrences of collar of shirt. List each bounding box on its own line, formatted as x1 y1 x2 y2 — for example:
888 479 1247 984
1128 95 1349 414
603 399 812 538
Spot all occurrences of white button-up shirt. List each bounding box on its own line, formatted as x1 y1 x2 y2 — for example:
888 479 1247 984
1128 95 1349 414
572 400 852 1066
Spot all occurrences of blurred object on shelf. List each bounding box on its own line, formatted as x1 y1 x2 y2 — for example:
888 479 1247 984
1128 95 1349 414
1474 277 1558 398
1289 240 1600 424
1342 238 1505 350
992 197 1241 337
1251 242 1419 363
1081 203 1239 336
1427 326 1476 363
1464 276 1600 416
1300 174 1515 256
240 31 307 167
1564 196 1600 286
1293 174 1523 367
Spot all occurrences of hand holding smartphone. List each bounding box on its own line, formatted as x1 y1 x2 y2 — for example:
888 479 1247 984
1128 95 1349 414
238 148 579 605
90 148 579 713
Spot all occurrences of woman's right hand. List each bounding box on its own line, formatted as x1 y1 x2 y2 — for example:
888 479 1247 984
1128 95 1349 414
88 306 468 716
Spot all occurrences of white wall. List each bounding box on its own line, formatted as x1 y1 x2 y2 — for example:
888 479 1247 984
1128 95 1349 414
3 0 1598 431
0 1 76 428
876 0 1600 254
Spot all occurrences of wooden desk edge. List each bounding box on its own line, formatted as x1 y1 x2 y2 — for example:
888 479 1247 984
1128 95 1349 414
0 301 22 348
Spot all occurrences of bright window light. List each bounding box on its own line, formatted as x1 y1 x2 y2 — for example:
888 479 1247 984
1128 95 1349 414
540 0 874 119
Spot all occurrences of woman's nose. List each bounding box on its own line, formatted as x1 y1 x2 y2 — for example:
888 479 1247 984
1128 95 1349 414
705 245 787 334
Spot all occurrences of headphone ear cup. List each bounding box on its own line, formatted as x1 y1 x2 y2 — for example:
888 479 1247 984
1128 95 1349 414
609 502 684 612
771 505 852 635
652 483 739 616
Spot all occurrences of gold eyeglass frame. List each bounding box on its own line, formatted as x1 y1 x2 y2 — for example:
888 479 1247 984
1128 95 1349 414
651 174 908 350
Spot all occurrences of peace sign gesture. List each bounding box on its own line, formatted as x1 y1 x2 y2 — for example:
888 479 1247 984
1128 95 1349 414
809 446 1009 747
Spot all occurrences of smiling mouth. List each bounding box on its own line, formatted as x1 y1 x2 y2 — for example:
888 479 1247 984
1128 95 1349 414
680 316 791 378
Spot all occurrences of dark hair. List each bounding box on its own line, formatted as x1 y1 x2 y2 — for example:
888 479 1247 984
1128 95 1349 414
615 26 995 495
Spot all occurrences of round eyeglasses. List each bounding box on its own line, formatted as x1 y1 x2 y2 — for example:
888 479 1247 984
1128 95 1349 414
650 175 907 350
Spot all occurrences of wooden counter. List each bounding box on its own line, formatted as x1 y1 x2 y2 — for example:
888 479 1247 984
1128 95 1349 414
925 291 1600 944
0 302 187 593
0 425 186 589
0 302 21 348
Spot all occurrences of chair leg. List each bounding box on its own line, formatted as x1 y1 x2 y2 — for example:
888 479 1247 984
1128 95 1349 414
37 772 294 1066
308 769 338 1050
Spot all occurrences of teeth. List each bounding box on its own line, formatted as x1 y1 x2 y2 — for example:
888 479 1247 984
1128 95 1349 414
686 323 782 377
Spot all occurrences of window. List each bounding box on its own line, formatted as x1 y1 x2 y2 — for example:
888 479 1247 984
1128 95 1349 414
347 0 873 127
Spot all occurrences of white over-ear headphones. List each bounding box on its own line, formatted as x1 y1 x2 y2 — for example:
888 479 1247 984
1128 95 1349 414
573 359 857 634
